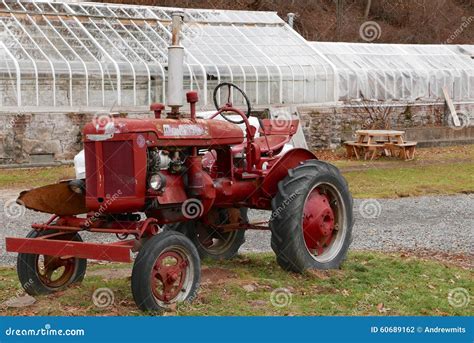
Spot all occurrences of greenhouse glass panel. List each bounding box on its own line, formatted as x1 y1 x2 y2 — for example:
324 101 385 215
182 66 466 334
0 0 336 112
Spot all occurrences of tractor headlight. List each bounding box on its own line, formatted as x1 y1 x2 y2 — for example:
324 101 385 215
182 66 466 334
149 173 166 191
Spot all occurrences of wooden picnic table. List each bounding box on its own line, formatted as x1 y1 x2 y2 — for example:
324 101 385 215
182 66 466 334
344 129 417 161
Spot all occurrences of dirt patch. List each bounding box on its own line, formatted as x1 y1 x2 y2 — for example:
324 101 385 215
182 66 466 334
86 267 131 281
201 267 237 285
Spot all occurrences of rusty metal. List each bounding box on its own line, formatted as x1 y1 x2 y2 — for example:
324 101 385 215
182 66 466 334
151 250 188 302
18 182 87 216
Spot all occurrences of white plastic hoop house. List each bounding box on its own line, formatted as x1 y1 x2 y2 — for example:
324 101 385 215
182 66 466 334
311 42 474 102
0 0 336 111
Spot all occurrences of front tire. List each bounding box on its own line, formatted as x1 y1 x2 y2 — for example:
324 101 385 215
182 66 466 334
131 231 200 313
270 160 353 273
17 229 87 295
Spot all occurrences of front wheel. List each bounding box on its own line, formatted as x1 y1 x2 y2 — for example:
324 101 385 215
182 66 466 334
270 160 353 273
131 231 200 313
17 229 87 295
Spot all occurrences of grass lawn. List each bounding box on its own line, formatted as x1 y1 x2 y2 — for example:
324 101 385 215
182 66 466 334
1 145 472 199
0 252 471 316
344 162 474 198
0 165 74 190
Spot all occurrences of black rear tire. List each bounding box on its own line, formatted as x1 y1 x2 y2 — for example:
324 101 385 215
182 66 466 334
270 160 353 273
165 208 247 260
131 231 200 313
17 229 87 295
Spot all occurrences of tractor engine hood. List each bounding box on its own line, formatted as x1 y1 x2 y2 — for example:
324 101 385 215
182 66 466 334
83 118 244 147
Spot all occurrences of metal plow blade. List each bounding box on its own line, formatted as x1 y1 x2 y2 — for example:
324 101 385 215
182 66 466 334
17 182 88 216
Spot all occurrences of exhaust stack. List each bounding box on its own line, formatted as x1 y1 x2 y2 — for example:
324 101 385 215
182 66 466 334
167 11 185 113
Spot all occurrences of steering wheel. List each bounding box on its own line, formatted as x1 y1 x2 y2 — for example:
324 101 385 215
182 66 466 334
213 82 251 124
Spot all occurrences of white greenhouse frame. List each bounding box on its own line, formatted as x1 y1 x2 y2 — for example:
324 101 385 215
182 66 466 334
0 0 336 111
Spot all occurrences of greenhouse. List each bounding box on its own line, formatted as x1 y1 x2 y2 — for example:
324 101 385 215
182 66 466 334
310 42 474 102
0 0 473 113
0 0 336 111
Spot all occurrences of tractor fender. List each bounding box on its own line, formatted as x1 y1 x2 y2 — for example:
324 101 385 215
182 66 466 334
260 148 317 197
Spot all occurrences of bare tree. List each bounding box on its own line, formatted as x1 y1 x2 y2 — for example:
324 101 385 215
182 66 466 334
353 100 393 130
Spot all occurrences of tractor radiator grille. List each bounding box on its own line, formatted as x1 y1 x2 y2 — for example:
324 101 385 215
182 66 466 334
85 140 135 198
102 141 135 196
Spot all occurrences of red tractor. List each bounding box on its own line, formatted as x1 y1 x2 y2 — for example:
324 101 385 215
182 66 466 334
6 82 353 312
5 12 352 313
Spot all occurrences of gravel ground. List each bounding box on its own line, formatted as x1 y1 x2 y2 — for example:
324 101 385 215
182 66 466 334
0 189 472 266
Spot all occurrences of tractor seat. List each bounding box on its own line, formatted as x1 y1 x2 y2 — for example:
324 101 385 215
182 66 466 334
231 135 290 155
253 135 289 154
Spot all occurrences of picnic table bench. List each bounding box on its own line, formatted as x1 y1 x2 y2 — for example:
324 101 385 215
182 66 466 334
344 130 417 161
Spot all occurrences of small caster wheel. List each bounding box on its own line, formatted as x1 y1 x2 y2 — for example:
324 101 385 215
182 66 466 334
131 231 201 313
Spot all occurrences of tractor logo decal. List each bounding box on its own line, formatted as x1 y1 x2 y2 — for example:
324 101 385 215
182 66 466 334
136 134 146 148
163 124 207 137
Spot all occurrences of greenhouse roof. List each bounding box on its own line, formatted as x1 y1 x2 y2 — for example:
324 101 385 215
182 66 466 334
0 0 335 110
311 42 474 102
1 1 472 112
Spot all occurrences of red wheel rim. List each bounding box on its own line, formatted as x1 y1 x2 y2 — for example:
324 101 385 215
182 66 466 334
151 250 189 303
302 187 337 257
36 255 76 288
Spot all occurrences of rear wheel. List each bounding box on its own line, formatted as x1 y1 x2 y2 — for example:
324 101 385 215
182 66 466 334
17 229 87 295
165 208 247 260
270 160 353 273
131 231 200 313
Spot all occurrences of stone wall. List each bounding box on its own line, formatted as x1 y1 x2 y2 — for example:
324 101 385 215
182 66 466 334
0 111 154 164
0 101 473 164
298 102 474 149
